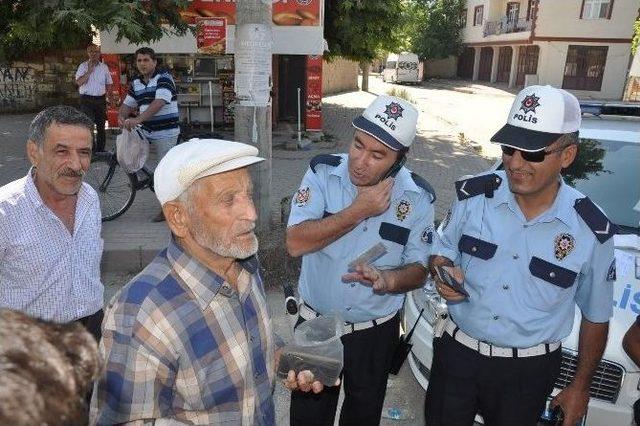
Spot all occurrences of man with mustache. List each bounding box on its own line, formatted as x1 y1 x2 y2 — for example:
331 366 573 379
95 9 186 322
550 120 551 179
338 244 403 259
285 95 435 425
0 105 104 341
425 86 614 426
92 139 280 424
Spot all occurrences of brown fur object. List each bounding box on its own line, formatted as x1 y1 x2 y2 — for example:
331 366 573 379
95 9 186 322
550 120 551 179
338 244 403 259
0 309 101 425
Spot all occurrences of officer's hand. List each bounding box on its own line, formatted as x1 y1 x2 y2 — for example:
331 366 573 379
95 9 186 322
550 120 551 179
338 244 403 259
341 264 392 293
433 265 466 302
551 384 589 425
351 178 394 220
283 370 340 394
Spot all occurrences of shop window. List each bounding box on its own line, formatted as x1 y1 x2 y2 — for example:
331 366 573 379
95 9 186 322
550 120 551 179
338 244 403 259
474 5 484 26
580 0 613 19
460 8 467 27
562 45 608 91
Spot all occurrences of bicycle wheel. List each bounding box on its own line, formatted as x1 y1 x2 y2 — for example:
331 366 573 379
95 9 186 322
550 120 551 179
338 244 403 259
85 155 137 221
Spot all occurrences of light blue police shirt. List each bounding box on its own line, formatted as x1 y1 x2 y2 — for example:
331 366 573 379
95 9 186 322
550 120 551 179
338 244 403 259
287 154 435 323
433 170 615 348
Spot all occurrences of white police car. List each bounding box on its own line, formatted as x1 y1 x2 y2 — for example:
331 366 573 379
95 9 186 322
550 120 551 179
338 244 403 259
404 102 640 425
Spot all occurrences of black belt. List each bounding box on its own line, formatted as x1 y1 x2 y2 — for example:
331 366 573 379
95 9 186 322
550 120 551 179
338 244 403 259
81 94 105 99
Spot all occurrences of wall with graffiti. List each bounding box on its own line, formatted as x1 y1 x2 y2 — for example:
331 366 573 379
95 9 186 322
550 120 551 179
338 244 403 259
0 50 85 113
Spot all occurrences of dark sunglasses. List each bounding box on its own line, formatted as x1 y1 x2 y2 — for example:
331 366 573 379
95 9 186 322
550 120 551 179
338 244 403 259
500 145 566 163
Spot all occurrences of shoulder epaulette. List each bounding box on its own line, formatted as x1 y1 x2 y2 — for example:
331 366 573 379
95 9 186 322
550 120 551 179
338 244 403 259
410 172 436 203
574 197 616 243
310 154 342 173
240 255 260 274
455 173 502 200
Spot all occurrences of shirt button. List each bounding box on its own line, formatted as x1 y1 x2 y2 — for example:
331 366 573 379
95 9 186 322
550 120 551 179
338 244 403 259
493 315 500 320
363 226 367 232
471 246 477 252
346 306 352 311
502 284 509 290
523 224 529 228
350 284 355 288
549 272 556 278
512 254 519 260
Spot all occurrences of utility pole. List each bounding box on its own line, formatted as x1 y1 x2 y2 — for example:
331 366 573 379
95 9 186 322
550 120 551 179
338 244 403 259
234 0 273 233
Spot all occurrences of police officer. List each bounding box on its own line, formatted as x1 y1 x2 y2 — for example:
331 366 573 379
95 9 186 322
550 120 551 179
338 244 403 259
424 85 615 426
285 95 436 425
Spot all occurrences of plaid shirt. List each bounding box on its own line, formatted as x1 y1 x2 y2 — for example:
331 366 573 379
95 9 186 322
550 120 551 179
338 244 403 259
92 240 277 425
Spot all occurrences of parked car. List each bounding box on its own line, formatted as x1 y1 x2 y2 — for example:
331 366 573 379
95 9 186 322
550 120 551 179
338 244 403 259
404 102 640 425
382 52 423 84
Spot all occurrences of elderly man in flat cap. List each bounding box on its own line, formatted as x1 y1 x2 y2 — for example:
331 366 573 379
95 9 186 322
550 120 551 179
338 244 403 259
92 139 282 425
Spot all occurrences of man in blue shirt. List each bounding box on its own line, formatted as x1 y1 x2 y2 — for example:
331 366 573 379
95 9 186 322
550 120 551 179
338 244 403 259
425 86 615 426
285 95 436 425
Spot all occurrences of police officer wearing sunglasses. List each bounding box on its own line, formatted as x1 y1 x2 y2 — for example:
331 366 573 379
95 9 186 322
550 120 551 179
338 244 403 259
424 86 615 426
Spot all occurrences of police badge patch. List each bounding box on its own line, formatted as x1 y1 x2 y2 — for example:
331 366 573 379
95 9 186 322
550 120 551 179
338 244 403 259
294 187 311 207
421 225 434 244
396 200 411 221
554 233 575 260
606 259 616 282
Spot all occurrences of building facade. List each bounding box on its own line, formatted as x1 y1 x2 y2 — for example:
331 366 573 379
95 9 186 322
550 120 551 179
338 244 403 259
458 0 637 100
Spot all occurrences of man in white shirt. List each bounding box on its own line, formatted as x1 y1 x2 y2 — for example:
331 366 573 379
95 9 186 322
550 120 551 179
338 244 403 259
0 105 104 341
75 44 113 152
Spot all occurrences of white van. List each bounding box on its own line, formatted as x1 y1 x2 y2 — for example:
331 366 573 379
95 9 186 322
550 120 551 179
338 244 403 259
404 102 640 425
383 52 423 84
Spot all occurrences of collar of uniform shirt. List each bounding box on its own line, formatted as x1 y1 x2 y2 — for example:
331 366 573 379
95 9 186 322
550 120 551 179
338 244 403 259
329 154 422 200
493 172 575 227
166 239 255 310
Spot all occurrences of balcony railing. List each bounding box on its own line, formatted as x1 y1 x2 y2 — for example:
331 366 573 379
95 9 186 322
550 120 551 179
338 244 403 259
483 17 531 37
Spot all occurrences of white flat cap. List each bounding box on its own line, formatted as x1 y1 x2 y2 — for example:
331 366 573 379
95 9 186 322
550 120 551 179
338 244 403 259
154 138 264 204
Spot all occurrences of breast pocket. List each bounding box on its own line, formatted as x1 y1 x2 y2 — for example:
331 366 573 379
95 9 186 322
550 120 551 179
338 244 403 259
526 256 578 311
378 222 409 266
458 234 497 260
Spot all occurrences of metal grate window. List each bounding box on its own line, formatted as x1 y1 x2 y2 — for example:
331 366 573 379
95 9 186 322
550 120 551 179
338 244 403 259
554 349 624 403
562 45 608 91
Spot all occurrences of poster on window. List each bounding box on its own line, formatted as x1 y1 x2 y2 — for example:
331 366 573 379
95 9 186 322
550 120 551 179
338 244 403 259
196 17 227 54
305 55 322 132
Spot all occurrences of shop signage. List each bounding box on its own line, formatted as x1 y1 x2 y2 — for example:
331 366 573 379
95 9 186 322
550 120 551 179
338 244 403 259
181 0 321 27
305 55 322 131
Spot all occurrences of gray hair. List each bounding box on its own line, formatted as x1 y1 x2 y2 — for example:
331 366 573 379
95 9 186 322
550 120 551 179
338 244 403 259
556 131 580 149
28 105 94 147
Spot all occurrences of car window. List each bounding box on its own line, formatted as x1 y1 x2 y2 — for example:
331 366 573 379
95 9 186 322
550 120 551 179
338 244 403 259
564 138 640 233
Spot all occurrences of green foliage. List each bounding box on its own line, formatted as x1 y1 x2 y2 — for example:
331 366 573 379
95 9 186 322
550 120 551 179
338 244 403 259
405 0 465 60
323 0 405 62
632 18 640 55
0 0 192 62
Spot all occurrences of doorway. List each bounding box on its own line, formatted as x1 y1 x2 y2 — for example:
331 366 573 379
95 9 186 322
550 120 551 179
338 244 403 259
278 55 306 122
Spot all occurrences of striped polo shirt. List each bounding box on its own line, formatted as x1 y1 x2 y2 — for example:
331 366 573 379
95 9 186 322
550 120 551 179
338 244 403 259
123 69 180 141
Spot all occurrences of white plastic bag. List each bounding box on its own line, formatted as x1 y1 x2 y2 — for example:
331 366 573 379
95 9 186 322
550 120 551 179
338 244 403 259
116 127 149 173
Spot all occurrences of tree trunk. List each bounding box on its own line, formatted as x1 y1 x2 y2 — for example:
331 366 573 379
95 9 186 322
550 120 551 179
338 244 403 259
235 0 273 233
360 61 370 92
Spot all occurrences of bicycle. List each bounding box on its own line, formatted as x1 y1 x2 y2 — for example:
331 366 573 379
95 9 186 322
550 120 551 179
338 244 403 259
85 147 154 222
